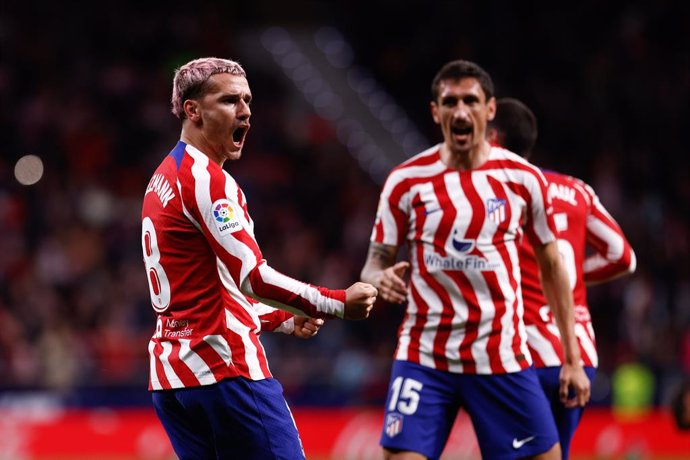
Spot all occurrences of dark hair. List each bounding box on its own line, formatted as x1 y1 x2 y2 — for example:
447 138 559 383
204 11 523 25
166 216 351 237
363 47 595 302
488 97 538 158
431 60 495 102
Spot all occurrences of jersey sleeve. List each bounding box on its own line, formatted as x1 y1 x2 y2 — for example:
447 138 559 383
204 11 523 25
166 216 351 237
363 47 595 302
523 166 558 247
370 171 410 247
581 183 637 282
180 149 346 319
253 301 295 334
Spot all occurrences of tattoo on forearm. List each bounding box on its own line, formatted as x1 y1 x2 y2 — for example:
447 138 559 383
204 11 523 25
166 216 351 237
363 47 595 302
368 243 395 264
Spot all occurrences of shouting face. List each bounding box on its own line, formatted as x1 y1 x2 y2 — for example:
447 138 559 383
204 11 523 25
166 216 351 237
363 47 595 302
184 73 252 164
430 77 495 156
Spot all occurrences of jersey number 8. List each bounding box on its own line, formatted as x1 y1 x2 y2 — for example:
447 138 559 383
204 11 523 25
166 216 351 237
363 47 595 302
142 217 171 312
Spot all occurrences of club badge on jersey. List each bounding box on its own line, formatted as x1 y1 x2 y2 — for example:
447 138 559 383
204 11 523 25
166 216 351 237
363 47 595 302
487 198 506 224
385 413 404 438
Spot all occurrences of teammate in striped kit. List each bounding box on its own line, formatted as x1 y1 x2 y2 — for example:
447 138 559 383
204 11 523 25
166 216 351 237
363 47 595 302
488 98 637 459
141 57 378 459
361 60 590 460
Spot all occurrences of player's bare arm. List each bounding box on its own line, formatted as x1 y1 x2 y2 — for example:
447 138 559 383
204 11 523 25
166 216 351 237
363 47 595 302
534 241 591 408
360 242 409 304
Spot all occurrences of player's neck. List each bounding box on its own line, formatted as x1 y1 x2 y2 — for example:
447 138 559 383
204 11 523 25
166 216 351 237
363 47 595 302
441 141 491 171
180 129 226 166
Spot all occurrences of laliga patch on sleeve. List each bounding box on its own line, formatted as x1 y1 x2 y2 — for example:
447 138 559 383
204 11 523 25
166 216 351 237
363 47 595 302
211 199 242 235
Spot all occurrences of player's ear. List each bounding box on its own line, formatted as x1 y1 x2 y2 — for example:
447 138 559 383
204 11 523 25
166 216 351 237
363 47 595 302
487 128 498 143
486 97 496 121
430 101 440 125
183 99 201 122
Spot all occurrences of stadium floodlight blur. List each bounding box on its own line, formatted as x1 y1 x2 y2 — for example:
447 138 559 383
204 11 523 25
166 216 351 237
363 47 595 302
237 27 429 185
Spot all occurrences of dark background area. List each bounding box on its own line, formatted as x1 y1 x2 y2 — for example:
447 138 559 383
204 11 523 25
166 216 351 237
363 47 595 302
0 1 688 411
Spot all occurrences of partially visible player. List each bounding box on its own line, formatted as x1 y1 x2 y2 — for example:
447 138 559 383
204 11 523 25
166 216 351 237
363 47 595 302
142 57 378 459
488 97 637 459
671 379 690 430
361 60 590 460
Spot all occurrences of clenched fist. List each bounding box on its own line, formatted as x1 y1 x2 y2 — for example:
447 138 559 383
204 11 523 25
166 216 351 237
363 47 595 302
343 282 378 320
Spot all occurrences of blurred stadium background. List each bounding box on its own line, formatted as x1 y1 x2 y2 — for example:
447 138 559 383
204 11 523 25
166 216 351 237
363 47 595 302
1 1 689 458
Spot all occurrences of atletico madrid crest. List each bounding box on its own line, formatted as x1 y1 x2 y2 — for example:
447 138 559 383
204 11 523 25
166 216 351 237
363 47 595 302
486 198 506 224
385 413 404 438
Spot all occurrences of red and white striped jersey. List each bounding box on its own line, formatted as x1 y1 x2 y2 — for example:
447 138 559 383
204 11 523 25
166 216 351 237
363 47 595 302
371 145 558 374
141 141 346 390
520 170 636 368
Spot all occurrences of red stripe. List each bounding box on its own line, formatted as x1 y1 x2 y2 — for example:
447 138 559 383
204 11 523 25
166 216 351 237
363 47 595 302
539 321 565 363
236 187 251 222
258 310 293 332
375 148 442 245
152 342 172 389
405 283 425 364
528 344 546 368
168 344 202 387
406 191 432 365
396 148 440 169
178 153 200 216
246 267 328 318
191 336 240 381
486 176 520 372
189 154 326 318
481 272 507 373
425 180 456 370
450 271 480 374
385 180 413 247
451 173 487 373
250 334 272 377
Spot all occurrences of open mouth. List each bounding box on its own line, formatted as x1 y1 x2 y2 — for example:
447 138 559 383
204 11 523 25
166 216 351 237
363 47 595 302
451 125 472 137
232 125 249 147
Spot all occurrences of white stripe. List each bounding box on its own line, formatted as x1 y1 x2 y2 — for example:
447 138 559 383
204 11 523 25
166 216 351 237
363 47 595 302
188 146 259 285
223 172 255 236
576 323 598 367
411 275 442 370
148 340 163 390
469 174 522 372
526 325 562 366
204 334 232 366
225 309 267 380
484 160 555 245
501 204 532 371
178 179 202 231
587 215 625 261
217 259 262 330
376 153 447 246
257 264 344 317
160 341 183 388
188 146 341 318
178 339 217 385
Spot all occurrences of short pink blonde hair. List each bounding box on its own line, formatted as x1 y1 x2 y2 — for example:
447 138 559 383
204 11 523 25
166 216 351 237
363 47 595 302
171 57 246 120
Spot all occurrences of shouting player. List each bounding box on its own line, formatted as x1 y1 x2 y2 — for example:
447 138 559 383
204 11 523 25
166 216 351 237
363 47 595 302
488 97 636 459
361 59 590 460
141 57 378 459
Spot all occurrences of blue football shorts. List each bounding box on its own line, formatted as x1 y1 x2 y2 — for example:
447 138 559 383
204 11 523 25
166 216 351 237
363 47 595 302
536 365 596 460
152 377 305 460
380 360 559 460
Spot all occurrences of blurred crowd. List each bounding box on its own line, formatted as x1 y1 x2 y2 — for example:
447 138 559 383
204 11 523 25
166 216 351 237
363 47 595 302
0 1 688 411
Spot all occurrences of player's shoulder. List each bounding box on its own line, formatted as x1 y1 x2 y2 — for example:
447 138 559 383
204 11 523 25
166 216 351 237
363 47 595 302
385 144 444 185
396 144 442 170
543 170 594 194
488 146 546 186
489 146 539 172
